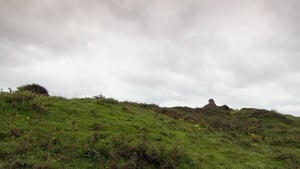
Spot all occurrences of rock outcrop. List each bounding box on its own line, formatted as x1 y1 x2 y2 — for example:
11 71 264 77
201 99 232 114
203 99 217 108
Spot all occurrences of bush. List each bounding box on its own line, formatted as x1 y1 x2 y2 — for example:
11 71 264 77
17 84 49 96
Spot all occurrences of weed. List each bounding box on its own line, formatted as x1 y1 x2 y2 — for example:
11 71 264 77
91 123 102 131
9 128 22 138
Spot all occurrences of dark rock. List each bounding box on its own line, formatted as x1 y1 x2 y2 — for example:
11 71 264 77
203 99 217 108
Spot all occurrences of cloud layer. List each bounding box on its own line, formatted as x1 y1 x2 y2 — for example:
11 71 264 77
1 0 300 116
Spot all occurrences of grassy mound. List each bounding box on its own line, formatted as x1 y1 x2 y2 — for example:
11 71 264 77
0 92 299 168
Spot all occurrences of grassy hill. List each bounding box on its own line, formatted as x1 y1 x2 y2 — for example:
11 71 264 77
0 91 299 169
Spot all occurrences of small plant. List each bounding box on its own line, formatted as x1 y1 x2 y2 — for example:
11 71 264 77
91 123 102 131
17 84 49 96
9 128 22 138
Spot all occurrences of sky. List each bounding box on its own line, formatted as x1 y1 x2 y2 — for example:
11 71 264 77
1 0 300 116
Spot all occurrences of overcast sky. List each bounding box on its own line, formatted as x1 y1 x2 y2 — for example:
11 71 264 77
1 0 300 116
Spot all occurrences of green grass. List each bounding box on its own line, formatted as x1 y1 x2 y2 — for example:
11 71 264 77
0 91 299 168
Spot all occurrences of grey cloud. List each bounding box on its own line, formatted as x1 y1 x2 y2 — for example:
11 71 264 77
260 0 300 69
0 0 93 64
1 0 300 116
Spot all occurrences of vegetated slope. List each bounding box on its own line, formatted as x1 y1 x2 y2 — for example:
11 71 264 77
0 92 299 169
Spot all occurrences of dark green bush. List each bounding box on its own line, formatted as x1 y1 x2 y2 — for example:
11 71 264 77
17 84 49 96
103 98 119 104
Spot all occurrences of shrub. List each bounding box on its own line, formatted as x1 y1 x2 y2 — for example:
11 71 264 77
105 98 119 104
17 84 49 96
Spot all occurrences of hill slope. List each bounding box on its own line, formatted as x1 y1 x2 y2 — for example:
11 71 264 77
0 92 299 169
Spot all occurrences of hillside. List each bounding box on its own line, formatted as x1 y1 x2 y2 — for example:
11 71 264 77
0 91 300 169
